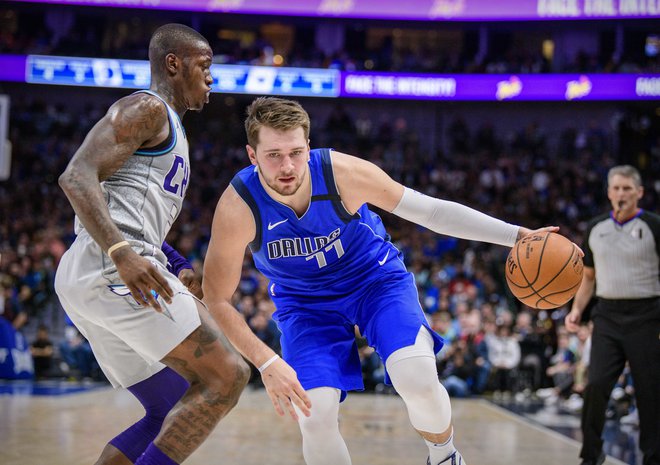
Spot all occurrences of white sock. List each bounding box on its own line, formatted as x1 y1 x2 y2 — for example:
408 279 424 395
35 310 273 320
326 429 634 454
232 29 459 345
425 430 456 465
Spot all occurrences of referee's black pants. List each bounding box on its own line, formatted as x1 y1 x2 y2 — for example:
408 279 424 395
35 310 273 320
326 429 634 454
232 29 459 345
580 298 660 465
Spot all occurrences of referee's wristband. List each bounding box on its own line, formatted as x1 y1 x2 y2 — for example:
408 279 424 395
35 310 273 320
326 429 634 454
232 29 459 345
257 354 280 373
107 240 130 258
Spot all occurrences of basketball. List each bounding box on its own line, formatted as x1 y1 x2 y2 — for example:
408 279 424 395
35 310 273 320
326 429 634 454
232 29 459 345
505 231 583 310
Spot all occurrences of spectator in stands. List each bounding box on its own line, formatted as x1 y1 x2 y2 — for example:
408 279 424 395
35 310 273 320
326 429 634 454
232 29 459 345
30 323 54 379
486 322 521 398
58 319 95 380
439 344 473 398
431 311 458 362
1 277 28 330
536 327 577 405
460 309 491 394
514 310 546 392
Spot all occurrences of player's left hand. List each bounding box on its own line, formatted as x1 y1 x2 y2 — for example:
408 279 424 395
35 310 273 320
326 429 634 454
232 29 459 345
261 358 312 421
178 268 203 299
517 226 584 257
517 225 559 240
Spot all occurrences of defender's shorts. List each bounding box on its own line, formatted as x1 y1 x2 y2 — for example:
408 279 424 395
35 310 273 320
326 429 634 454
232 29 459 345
273 270 443 398
54 232 201 388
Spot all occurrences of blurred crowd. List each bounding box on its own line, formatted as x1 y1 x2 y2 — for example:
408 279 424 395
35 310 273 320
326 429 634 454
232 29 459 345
0 6 658 74
0 81 658 431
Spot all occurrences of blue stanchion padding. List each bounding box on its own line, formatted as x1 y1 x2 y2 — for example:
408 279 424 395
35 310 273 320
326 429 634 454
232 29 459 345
0 318 34 379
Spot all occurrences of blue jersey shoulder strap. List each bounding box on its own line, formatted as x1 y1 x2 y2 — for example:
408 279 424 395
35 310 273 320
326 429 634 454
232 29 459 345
316 149 359 223
230 175 263 250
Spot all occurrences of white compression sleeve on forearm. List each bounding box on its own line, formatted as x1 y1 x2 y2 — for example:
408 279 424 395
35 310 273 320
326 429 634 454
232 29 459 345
391 187 519 247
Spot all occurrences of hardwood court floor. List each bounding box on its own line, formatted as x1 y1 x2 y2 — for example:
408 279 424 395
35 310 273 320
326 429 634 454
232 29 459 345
1 386 627 465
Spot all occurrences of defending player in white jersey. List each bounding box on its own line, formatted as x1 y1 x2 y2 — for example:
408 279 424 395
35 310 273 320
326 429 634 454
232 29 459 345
54 24 252 465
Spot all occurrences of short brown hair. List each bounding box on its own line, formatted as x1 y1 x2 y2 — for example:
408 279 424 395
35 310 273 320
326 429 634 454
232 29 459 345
244 97 311 149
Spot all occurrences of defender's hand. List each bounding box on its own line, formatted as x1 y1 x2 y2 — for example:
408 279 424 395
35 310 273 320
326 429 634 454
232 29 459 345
261 358 312 421
178 268 203 299
112 248 173 311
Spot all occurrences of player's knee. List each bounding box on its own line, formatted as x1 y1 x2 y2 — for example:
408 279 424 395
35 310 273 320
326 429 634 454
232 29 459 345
389 357 440 402
299 407 339 435
398 375 452 433
395 371 440 401
388 355 452 432
299 394 340 435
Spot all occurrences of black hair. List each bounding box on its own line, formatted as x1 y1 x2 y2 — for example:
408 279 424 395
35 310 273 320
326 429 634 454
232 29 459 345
148 23 208 77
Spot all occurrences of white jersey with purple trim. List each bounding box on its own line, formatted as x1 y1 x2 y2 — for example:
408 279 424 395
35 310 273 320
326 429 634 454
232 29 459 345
74 90 190 249
56 90 200 388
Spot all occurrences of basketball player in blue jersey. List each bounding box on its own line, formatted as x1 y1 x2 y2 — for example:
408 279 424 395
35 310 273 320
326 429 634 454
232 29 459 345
203 96 558 465
54 24 250 465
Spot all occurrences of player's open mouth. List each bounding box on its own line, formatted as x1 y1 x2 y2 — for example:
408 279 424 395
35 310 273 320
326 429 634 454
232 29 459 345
279 177 295 183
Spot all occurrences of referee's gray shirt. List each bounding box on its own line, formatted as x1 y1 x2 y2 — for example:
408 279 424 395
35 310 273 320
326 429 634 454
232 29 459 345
584 210 660 299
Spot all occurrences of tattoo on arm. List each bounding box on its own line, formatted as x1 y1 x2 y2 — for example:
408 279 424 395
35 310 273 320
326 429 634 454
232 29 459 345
59 93 168 251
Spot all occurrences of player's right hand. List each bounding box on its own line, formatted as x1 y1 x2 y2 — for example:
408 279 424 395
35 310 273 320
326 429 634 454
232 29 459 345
261 358 312 421
112 247 174 311
564 308 581 333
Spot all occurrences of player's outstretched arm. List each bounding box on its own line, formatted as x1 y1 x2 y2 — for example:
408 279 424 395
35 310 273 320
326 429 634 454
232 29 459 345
331 150 523 246
58 93 173 310
202 186 311 420
332 151 576 251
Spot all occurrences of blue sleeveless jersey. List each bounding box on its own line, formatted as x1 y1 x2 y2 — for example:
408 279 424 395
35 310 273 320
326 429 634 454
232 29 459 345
231 148 405 308
232 149 444 395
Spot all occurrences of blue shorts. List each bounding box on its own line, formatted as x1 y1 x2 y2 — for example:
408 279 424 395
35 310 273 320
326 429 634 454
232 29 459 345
273 270 444 399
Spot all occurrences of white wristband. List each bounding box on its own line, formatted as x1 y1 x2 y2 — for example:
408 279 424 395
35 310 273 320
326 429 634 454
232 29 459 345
107 240 130 258
257 354 280 373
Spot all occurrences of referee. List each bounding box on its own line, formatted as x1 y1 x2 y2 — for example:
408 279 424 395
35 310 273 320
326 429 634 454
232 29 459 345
566 165 660 465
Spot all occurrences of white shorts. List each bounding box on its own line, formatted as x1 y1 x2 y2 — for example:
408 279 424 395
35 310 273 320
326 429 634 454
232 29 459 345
54 232 201 388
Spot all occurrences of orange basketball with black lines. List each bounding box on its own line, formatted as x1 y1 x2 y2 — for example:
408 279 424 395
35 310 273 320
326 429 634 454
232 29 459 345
505 231 583 310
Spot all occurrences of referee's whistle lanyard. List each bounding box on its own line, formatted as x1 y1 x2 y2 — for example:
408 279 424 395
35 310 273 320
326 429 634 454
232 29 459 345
610 208 642 228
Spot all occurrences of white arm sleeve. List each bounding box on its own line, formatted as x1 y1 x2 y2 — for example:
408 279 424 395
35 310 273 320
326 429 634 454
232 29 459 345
391 187 519 247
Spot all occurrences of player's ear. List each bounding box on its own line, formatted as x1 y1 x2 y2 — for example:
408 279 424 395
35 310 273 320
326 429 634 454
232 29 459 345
165 53 179 75
246 144 257 165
